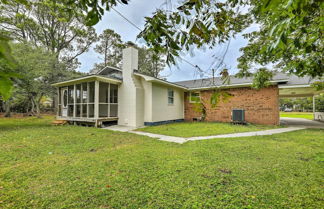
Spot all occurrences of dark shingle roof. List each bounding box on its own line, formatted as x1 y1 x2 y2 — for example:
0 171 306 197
174 72 317 89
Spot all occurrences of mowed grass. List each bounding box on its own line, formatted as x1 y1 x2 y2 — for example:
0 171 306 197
0 117 323 208
280 111 314 120
137 122 281 137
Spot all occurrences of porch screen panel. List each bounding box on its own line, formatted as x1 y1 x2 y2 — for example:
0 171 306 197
82 83 87 103
110 84 118 103
87 82 95 118
88 104 94 118
99 104 109 117
58 87 62 116
110 104 118 117
99 82 109 103
89 82 95 103
67 85 74 117
82 104 87 117
75 84 82 117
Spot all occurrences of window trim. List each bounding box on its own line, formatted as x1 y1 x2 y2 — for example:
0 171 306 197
189 91 201 103
168 88 174 105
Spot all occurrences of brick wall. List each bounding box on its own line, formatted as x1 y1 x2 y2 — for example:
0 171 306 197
184 86 279 125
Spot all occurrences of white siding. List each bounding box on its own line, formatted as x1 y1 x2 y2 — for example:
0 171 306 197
151 83 184 122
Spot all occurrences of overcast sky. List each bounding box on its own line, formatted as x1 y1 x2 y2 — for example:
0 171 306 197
77 0 252 82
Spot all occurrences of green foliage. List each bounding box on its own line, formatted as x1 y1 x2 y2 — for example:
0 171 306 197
139 2 249 65
311 82 324 91
280 94 324 112
251 68 273 89
0 72 17 100
238 0 323 79
93 29 124 68
139 0 323 85
0 0 97 64
1 117 323 208
210 91 233 108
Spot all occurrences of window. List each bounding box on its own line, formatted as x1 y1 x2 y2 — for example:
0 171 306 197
190 92 200 103
168 89 174 105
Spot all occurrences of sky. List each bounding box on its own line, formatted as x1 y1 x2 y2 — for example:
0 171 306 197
77 0 253 82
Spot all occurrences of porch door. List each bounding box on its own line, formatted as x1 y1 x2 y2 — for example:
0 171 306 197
61 87 68 117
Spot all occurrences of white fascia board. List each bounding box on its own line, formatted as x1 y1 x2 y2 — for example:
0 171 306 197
278 84 311 89
52 75 121 87
188 80 289 91
134 73 188 90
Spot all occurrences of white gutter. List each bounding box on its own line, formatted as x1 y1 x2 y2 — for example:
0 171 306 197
188 80 289 91
278 84 311 89
134 73 188 90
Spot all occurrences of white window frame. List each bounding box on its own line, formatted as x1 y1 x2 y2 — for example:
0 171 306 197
189 92 201 103
168 88 174 105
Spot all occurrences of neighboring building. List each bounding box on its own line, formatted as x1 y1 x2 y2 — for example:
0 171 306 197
52 47 323 127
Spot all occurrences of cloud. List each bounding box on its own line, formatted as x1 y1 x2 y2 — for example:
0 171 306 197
77 0 252 82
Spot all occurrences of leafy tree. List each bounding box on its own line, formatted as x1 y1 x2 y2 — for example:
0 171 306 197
138 47 166 78
138 0 323 86
92 38 166 78
1 42 83 116
0 0 97 64
94 29 124 68
0 0 97 102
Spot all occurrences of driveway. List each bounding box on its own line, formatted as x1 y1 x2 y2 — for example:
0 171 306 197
280 117 324 129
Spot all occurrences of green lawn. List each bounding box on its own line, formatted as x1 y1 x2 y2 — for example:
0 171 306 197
280 112 314 120
0 117 323 208
137 122 281 137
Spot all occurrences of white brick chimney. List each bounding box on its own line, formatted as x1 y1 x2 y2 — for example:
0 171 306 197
118 47 144 127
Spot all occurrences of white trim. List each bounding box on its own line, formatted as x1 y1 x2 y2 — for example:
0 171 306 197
52 75 121 87
278 84 311 89
188 80 289 91
134 73 188 90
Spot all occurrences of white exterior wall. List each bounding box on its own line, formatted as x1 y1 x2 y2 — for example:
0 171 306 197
151 83 184 122
118 47 185 127
118 47 144 127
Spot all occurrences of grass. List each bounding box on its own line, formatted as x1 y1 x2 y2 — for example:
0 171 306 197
137 122 281 137
280 112 314 120
0 116 323 208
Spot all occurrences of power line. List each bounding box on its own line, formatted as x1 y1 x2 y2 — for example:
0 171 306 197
111 7 205 73
111 8 142 32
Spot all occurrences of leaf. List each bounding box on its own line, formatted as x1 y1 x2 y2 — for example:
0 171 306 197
0 74 13 101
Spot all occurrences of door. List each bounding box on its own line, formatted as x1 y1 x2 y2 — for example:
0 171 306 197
61 87 68 117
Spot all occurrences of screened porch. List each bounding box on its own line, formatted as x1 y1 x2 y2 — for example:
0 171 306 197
54 76 121 127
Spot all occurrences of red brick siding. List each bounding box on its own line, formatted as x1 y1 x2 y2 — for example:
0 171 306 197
184 86 279 125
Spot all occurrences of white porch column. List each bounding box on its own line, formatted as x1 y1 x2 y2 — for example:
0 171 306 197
94 80 99 119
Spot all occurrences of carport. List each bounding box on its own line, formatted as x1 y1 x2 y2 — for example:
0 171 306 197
278 74 324 123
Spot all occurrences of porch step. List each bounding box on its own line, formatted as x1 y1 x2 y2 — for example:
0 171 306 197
52 120 68 125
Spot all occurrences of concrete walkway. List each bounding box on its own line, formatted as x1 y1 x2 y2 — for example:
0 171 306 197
103 125 306 144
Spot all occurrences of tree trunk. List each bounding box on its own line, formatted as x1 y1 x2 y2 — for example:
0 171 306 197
34 94 43 118
4 100 11 117
30 97 36 116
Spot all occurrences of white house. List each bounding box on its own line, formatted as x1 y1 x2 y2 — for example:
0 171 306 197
53 47 186 127
53 47 323 127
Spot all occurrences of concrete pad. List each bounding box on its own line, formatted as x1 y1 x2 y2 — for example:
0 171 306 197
280 117 324 129
103 125 137 132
